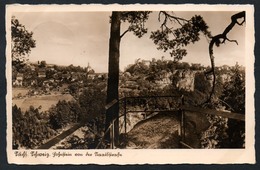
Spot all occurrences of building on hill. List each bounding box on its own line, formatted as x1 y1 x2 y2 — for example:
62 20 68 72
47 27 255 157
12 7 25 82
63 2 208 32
220 65 230 71
26 63 36 71
86 62 95 74
86 73 107 80
86 63 95 80
88 69 95 74
87 73 95 80
38 68 46 78
96 73 106 80
13 73 24 86
62 73 71 80
30 80 37 86
46 64 55 71
71 73 79 82
141 60 151 67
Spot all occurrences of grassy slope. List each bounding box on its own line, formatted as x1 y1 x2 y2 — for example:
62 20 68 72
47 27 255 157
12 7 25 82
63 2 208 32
12 88 29 98
12 94 75 112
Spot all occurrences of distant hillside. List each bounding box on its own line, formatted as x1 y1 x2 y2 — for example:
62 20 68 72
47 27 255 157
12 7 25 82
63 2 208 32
120 59 244 99
120 59 204 97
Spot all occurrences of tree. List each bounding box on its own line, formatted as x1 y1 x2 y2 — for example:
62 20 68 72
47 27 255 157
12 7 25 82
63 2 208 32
79 86 106 121
194 72 211 95
13 105 55 149
105 11 211 144
68 82 79 95
150 12 211 61
125 60 149 76
11 16 36 70
204 11 245 103
105 11 245 146
39 60 46 68
106 12 150 144
216 63 245 148
49 100 70 129
220 64 245 113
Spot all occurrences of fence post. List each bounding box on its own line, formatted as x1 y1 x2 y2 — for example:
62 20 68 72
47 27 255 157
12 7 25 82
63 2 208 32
124 97 127 134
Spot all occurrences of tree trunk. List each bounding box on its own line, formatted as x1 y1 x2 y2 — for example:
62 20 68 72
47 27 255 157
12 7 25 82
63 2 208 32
105 12 121 146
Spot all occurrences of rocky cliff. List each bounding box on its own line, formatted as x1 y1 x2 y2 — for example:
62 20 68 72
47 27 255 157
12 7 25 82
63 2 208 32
175 70 195 92
154 69 196 91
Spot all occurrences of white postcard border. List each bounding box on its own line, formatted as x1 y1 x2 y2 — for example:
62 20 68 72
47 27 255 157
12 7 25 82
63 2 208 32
6 4 255 164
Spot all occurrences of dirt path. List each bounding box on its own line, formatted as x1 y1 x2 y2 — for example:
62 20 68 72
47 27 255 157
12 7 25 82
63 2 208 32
122 111 182 149
37 123 83 149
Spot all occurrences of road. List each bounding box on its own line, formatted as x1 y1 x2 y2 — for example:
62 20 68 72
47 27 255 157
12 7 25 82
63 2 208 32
37 123 83 149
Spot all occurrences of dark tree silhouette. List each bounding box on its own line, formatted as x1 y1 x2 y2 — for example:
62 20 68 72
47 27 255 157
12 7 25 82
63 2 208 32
204 11 245 104
217 63 245 148
11 16 36 69
106 12 151 144
106 11 245 146
150 12 211 61
106 11 211 144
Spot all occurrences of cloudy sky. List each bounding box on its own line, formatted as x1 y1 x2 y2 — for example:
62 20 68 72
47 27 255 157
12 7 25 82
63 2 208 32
12 10 245 73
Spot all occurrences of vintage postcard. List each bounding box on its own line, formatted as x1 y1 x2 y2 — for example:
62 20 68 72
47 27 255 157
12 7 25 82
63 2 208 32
6 4 255 164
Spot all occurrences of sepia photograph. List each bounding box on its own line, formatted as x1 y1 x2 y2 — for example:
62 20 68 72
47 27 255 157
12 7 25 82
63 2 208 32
6 4 255 164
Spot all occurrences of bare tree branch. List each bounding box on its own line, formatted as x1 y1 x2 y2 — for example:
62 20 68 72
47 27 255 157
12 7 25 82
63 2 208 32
159 11 189 32
120 29 129 38
160 11 189 25
203 11 245 104
226 38 238 45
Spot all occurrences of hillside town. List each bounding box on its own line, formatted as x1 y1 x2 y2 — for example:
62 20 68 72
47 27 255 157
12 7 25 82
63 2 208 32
12 61 107 99
12 58 245 101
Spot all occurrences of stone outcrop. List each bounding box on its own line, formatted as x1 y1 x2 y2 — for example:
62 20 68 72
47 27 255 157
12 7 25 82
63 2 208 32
155 71 173 89
175 70 195 92
120 68 196 92
153 69 196 91
119 112 159 134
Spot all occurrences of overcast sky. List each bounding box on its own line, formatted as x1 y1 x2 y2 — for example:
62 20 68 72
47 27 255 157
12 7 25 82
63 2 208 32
13 11 245 73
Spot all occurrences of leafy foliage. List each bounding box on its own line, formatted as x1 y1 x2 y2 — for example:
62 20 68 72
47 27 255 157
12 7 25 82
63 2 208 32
106 11 213 139
123 58 245 148
220 64 245 113
205 11 245 103
12 105 56 149
48 100 81 130
220 64 245 148
194 72 211 94
150 12 211 61
12 69 108 149
120 12 151 38
11 16 36 69
200 115 228 148
201 64 245 148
